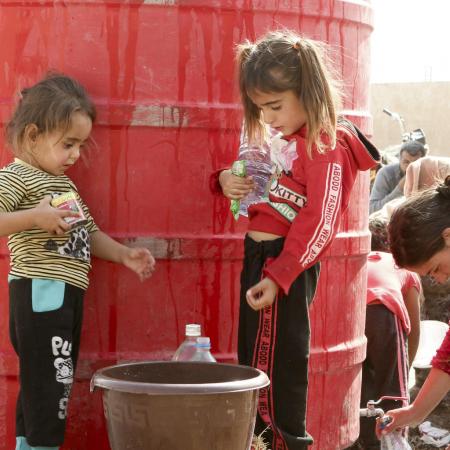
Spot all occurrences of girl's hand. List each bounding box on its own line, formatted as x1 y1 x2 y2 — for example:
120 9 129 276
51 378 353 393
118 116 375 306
375 406 417 438
122 247 156 281
246 277 279 310
34 195 78 235
219 169 255 200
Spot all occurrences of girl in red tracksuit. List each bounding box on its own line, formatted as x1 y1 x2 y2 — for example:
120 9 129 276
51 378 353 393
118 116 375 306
211 30 380 450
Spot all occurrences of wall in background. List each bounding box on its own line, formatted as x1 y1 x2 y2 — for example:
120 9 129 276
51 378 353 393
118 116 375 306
370 82 450 157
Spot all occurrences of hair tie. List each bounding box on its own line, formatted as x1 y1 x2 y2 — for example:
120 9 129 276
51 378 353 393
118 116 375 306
293 40 301 51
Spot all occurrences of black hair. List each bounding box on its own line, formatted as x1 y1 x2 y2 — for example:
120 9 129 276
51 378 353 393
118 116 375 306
399 140 427 158
5 72 96 154
389 175 450 267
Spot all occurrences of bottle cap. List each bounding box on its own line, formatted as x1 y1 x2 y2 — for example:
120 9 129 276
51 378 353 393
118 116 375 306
196 337 211 348
185 324 201 337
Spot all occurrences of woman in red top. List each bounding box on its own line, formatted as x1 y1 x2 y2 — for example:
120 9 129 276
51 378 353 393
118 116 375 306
378 177 450 436
212 30 379 449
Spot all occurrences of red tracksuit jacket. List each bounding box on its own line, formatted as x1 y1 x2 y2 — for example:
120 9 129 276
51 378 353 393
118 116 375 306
211 119 380 294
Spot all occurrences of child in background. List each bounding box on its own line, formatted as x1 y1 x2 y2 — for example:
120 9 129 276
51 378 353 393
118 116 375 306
370 155 450 223
0 73 156 450
349 216 421 450
377 178 450 438
211 30 379 449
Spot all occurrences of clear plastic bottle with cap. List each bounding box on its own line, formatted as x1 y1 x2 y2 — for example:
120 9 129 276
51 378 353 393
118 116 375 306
172 324 202 361
190 337 217 362
235 131 274 217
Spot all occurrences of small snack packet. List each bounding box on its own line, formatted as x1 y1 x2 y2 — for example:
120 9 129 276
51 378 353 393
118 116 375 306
51 191 88 228
230 160 247 220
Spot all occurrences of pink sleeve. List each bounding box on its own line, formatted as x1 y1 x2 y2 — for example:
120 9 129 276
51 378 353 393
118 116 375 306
431 324 450 376
264 160 343 294
401 270 422 296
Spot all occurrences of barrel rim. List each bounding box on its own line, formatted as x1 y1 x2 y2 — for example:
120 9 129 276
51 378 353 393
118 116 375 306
90 361 270 395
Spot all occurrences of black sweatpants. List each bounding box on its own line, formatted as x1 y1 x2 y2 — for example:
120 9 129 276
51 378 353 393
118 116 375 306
238 236 320 450
9 278 85 447
352 304 409 450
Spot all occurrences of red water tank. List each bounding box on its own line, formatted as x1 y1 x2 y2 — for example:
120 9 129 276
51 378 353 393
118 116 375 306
0 1 373 449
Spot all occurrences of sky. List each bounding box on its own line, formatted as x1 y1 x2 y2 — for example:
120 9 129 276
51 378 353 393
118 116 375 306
371 0 450 83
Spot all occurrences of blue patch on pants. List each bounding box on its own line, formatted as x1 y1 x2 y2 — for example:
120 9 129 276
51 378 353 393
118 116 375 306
16 436 59 450
8 277 65 312
31 279 65 312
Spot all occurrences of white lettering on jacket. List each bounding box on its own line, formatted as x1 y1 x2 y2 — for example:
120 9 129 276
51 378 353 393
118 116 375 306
270 179 307 208
299 163 342 266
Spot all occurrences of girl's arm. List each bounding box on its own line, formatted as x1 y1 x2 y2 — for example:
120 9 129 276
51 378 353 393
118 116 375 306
0 210 39 236
378 367 450 434
403 286 421 366
90 230 156 281
264 160 343 295
0 195 75 236
249 158 345 306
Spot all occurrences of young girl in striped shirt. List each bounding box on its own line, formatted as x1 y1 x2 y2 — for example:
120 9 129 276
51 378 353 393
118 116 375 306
0 73 155 450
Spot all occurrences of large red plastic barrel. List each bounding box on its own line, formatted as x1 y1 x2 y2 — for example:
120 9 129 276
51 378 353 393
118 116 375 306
0 1 373 449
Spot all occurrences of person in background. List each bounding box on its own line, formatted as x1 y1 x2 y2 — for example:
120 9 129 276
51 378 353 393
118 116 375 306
370 155 450 223
0 73 156 450
211 30 379 449
376 178 450 439
348 216 421 450
404 156 450 197
369 140 427 214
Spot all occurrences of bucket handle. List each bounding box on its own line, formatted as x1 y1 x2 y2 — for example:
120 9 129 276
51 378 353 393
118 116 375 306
90 374 99 393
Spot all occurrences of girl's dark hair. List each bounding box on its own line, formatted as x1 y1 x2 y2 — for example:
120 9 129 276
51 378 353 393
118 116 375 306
389 175 450 267
236 30 342 158
5 72 96 154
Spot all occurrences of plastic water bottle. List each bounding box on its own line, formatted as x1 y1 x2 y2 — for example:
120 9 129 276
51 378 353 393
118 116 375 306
236 140 274 217
379 416 412 450
190 337 217 362
172 324 201 361
380 433 412 450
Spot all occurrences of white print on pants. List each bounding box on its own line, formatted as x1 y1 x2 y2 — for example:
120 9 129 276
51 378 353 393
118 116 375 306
52 336 74 419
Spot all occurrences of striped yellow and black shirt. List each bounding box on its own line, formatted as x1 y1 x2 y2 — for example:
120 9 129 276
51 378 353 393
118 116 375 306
0 159 98 290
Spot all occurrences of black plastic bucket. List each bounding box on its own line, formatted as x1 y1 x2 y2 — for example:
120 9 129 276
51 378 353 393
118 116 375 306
91 361 270 450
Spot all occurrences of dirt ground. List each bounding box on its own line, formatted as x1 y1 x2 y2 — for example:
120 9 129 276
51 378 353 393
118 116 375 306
421 277 450 324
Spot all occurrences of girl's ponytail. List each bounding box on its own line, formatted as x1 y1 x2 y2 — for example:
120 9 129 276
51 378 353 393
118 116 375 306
293 38 340 157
